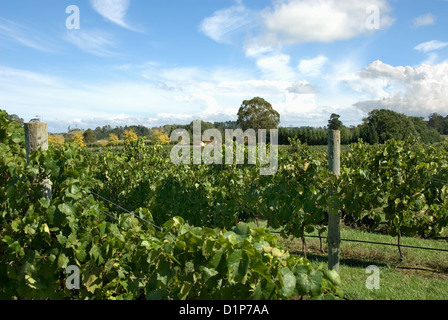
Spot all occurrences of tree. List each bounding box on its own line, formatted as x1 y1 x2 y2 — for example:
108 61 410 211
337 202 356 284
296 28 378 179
107 133 119 146
360 109 418 144
123 129 138 144
48 134 64 147
83 128 97 144
237 97 280 131
151 129 171 145
29 115 40 123
327 113 343 130
409 117 443 143
72 132 85 147
186 121 215 135
6 114 24 127
428 113 445 134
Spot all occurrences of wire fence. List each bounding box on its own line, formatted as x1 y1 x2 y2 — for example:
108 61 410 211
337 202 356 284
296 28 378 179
80 190 162 231
303 234 448 253
431 177 448 186
80 178 448 255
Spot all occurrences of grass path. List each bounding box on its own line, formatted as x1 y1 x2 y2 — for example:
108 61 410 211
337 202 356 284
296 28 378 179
249 220 448 300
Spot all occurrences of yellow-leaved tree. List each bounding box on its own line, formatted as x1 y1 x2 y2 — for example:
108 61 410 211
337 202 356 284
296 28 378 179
123 129 138 145
151 129 171 145
72 132 86 147
48 134 65 147
108 133 119 146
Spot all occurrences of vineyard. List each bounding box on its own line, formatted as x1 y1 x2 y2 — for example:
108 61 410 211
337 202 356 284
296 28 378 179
1 109 448 300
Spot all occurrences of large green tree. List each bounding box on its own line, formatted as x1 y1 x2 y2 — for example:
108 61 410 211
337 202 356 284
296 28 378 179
236 97 280 131
410 116 444 143
359 109 443 144
428 113 448 135
83 128 97 144
360 109 417 144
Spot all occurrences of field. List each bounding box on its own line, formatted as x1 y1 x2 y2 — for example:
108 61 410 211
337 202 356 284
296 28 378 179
1 111 448 300
245 217 448 300
282 225 448 300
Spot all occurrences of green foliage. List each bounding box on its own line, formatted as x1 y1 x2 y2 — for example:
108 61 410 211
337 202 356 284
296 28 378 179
328 114 343 130
83 129 97 144
0 111 342 300
2 107 448 298
258 139 330 244
237 97 280 131
340 139 448 251
409 116 444 144
359 109 443 144
428 113 448 135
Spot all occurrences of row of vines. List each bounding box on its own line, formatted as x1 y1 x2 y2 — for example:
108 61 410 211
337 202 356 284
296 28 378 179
0 111 342 300
1 108 448 300
87 130 448 258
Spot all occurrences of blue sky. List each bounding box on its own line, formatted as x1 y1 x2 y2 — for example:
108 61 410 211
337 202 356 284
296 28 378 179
1 0 447 133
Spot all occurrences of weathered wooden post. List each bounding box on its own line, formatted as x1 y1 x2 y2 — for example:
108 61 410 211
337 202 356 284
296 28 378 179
328 130 341 273
24 122 52 200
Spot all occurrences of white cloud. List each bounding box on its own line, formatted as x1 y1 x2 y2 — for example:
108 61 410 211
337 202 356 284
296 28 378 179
199 2 257 44
298 55 329 77
244 43 274 58
414 40 448 53
421 52 440 65
287 81 319 94
259 0 394 46
200 0 394 53
90 0 138 31
414 40 448 65
0 66 63 88
0 18 59 53
1 62 369 132
345 60 448 116
413 13 437 28
256 53 297 81
64 29 118 57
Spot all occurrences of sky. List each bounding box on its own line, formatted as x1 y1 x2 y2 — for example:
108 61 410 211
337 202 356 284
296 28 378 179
0 0 447 133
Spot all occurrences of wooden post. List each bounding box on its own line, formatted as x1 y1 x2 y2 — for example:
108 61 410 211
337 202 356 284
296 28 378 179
25 122 52 200
328 130 341 273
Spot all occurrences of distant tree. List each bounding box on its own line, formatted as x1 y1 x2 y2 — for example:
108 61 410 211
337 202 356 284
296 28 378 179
123 129 138 144
151 129 170 145
6 114 24 127
29 115 40 123
83 128 97 144
48 134 65 147
237 97 280 131
428 113 445 134
186 121 215 135
327 113 343 130
340 126 353 144
445 116 448 135
107 133 119 146
358 122 378 144
359 109 418 144
409 117 443 143
72 132 85 147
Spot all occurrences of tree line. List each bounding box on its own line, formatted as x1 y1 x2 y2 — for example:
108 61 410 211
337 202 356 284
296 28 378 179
2 98 447 146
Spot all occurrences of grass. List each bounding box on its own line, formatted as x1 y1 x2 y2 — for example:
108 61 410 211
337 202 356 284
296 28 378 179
248 220 448 300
